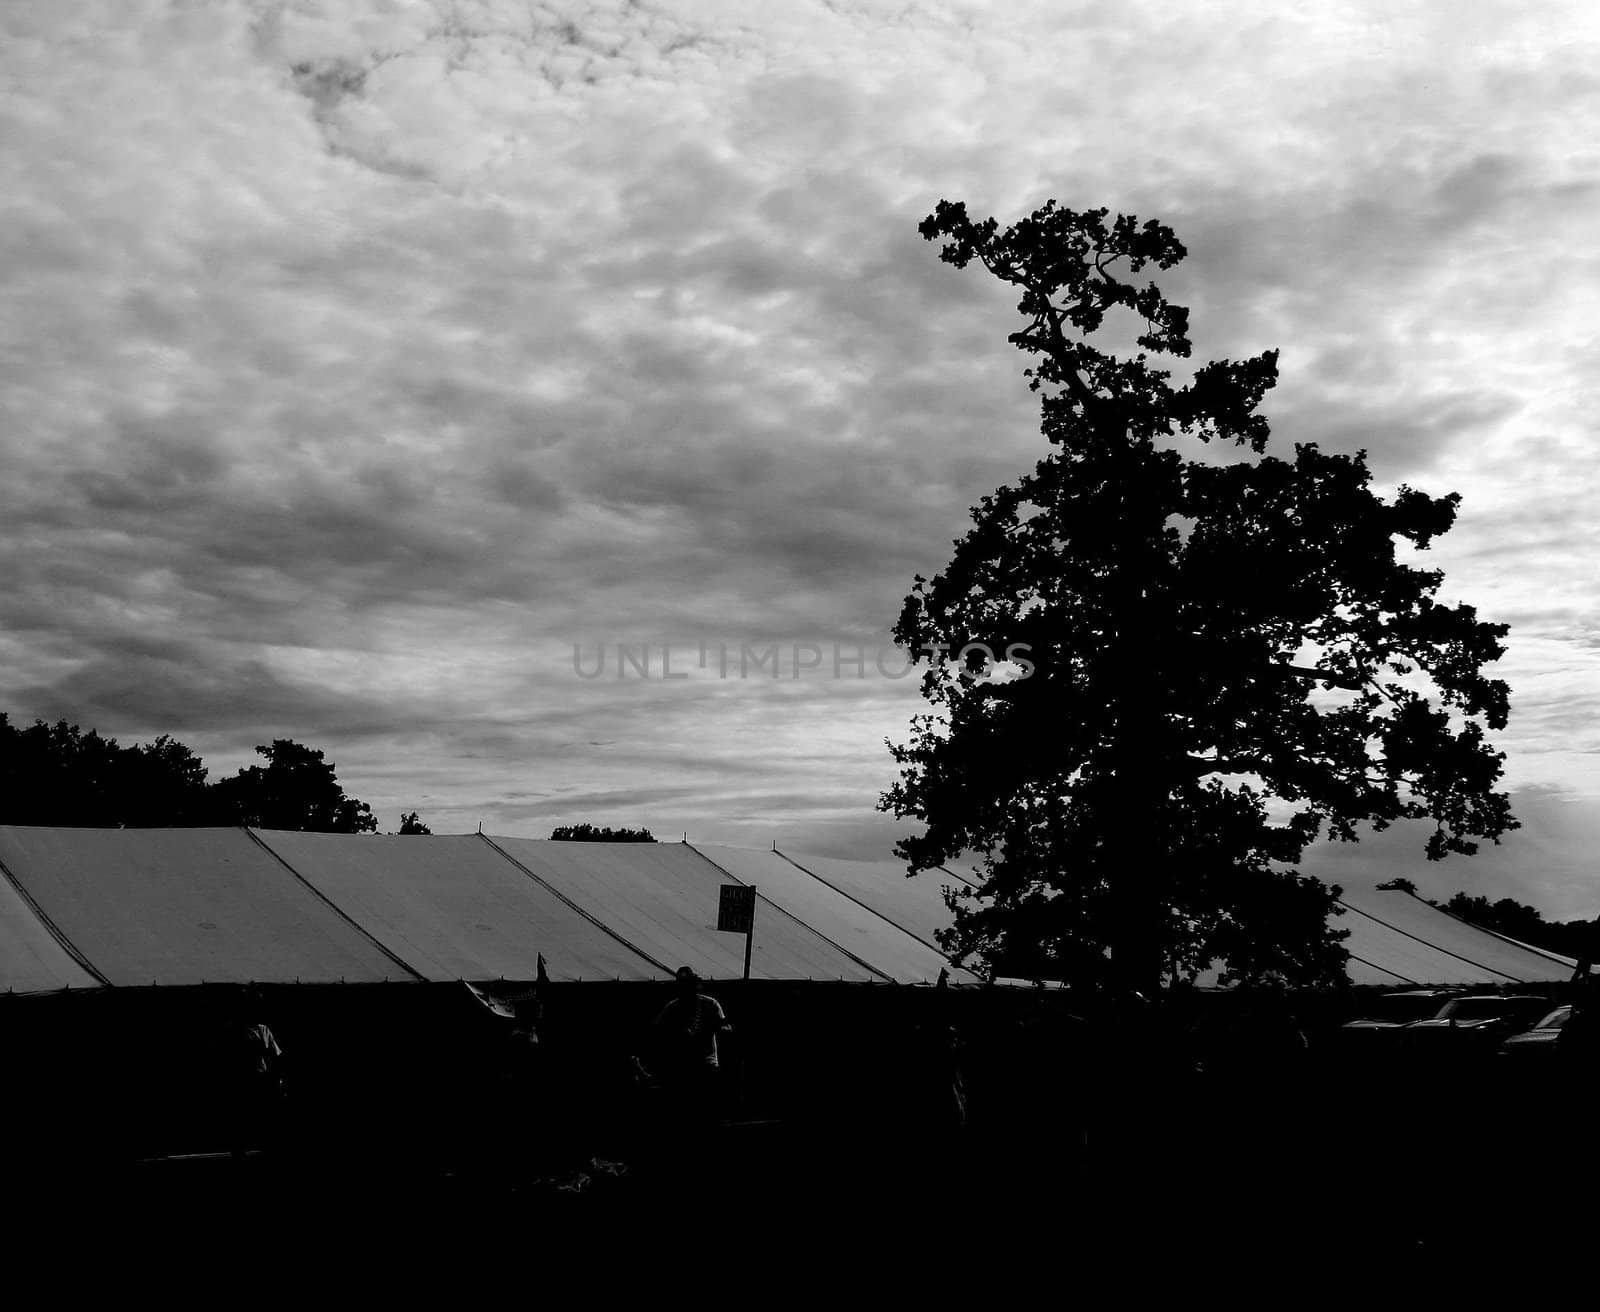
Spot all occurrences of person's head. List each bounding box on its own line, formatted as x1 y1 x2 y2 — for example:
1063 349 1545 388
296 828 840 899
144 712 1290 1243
675 966 700 997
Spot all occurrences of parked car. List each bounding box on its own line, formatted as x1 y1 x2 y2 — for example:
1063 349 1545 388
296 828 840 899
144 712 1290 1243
1340 990 1461 1034
1403 994 1554 1044
1500 1005 1571 1056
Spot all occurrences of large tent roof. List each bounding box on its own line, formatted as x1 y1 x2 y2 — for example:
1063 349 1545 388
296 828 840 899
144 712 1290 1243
689 843 980 984
0 827 406 987
488 838 883 982
0 826 1583 992
253 831 664 982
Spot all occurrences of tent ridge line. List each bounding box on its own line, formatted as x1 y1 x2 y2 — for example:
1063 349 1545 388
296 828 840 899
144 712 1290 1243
1337 897 1524 983
475 833 673 979
0 848 111 987
938 863 983 890
683 841 895 984
1413 890 1583 970
242 828 426 983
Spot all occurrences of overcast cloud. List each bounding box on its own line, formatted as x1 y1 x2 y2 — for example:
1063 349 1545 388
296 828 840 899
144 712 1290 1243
5 1 1600 915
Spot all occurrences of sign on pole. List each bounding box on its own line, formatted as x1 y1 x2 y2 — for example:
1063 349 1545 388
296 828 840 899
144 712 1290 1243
717 885 757 980
717 885 755 934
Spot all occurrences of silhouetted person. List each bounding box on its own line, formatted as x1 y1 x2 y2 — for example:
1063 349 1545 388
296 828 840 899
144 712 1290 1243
908 971 968 1132
221 986 283 1159
909 1014 968 1132
991 992 1086 1165
637 968 730 1199
651 967 731 1128
1188 976 1312 1227
876 976 970 1200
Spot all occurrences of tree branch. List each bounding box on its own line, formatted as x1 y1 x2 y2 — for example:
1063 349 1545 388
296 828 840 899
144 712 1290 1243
983 254 1101 413
1186 755 1267 777
1269 663 1366 692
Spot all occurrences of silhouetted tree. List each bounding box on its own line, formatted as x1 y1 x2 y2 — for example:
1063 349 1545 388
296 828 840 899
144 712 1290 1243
882 200 1516 992
548 823 656 842
399 811 432 835
122 734 214 826
0 714 212 827
1376 877 1418 894
210 739 377 833
1546 917 1600 962
1436 892 1547 943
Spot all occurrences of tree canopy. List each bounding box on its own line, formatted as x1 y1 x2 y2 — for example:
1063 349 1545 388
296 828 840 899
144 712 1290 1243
1 714 211 827
549 823 657 842
881 199 1515 991
209 739 377 833
0 715 378 834
398 811 432 835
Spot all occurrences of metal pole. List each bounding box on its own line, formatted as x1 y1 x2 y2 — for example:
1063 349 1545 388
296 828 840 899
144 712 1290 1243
743 887 755 981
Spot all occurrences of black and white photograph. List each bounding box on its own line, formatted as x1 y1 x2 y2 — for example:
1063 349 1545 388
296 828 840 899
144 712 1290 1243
3 0 1598 1277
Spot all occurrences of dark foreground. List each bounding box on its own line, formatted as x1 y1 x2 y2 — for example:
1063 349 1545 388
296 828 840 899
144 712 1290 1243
8 980 1595 1283
23 1091 1594 1285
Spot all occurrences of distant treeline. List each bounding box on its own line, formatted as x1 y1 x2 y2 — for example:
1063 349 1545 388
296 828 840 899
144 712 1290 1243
1433 891 1599 962
0 713 383 833
548 823 656 842
1 712 655 842
1379 876 1599 961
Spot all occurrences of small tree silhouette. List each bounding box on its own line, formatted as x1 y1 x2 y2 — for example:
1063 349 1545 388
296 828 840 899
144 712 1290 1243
549 823 656 842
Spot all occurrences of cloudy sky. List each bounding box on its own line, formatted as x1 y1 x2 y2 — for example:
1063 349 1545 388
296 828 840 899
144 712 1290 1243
5 0 1600 914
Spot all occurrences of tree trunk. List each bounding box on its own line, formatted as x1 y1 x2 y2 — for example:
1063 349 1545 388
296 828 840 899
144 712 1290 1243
1107 415 1167 999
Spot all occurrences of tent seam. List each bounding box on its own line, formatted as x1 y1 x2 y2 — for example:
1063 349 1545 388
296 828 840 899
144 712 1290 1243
1345 951 1419 986
0 850 110 987
684 841 895 983
771 847 959 961
1337 898 1524 983
1413 891 1582 970
476 833 673 979
939 863 982 889
243 829 426 982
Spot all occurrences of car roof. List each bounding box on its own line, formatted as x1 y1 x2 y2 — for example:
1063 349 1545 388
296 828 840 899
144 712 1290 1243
1453 994 1545 1002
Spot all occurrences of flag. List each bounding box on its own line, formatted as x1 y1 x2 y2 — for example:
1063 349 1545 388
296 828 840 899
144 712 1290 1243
464 981 515 1020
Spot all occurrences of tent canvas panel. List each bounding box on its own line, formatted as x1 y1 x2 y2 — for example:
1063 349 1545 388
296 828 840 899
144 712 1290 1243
775 850 968 951
1333 900 1522 986
691 843 980 984
0 827 402 986
254 830 662 982
490 839 881 982
1338 886 1576 984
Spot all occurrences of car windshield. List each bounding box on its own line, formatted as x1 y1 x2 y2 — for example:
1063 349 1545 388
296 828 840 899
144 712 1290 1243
1437 997 1521 1021
1366 994 1452 1022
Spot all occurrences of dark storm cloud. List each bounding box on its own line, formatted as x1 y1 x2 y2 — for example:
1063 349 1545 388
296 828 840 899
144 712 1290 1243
10 646 402 741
